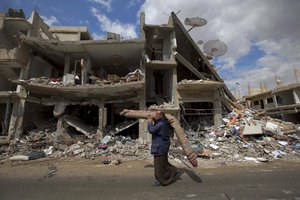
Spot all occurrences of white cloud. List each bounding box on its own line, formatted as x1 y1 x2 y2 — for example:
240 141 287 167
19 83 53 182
91 7 137 39
79 20 90 25
139 0 300 95
127 0 141 9
41 15 60 26
88 0 112 12
92 32 105 40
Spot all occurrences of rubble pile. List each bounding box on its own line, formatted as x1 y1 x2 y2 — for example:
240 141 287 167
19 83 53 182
184 108 300 163
179 79 206 84
0 105 299 166
148 102 175 109
0 128 151 165
21 69 144 87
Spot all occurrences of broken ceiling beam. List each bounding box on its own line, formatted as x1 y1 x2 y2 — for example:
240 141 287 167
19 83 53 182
12 79 144 99
63 115 94 139
174 52 205 80
110 120 139 135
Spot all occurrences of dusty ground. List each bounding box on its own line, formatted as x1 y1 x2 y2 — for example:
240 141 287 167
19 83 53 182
0 158 300 200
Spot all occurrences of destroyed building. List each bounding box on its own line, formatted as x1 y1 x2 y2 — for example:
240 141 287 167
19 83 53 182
0 9 236 142
246 82 300 123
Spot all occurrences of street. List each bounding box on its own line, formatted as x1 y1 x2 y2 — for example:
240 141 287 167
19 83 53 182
0 159 300 200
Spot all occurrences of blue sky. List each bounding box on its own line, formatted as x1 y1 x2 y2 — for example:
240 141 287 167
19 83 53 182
1 0 299 96
0 0 144 38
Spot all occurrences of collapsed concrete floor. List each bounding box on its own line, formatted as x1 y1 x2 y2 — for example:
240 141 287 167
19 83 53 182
0 103 299 168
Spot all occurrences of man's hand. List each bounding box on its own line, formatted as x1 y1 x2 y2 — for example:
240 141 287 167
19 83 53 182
148 112 156 122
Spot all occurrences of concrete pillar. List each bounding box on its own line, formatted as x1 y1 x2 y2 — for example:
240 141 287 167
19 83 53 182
2 98 12 135
81 57 91 85
96 102 107 139
17 52 32 92
273 94 278 107
53 101 67 132
293 89 300 104
170 31 177 61
63 54 71 86
8 51 32 139
263 98 268 108
56 117 64 132
172 66 178 108
53 102 67 118
8 97 26 140
139 97 148 141
138 59 148 141
213 89 222 127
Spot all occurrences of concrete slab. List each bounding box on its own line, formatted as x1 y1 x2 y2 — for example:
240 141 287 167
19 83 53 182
243 121 263 135
63 115 94 138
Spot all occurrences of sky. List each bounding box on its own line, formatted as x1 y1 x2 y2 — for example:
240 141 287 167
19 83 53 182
1 0 300 97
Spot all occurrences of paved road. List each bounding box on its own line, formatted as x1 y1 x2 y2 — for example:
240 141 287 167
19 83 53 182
0 160 300 200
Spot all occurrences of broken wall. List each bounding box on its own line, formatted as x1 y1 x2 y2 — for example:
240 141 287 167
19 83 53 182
52 32 79 41
173 26 212 80
23 102 55 132
275 91 296 106
29 55 53 78
0 75 12 91
0 31 15 49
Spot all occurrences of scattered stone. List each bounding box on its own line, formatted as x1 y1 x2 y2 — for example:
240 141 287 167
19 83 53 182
9 155 29 161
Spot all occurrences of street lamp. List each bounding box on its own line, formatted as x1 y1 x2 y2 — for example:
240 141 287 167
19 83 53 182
236 82 241 99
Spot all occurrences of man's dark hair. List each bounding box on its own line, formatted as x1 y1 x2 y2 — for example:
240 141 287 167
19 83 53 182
157 111 166 119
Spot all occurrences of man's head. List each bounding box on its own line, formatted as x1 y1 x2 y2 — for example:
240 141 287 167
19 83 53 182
154 110 166 121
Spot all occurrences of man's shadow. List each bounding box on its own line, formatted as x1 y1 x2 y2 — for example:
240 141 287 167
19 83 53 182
144 165 202 184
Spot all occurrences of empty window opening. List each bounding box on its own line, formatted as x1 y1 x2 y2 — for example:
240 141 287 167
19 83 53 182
267 97 273 104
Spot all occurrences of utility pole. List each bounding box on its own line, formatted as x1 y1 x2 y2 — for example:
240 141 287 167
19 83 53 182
236 82 241 99
294 66 299 83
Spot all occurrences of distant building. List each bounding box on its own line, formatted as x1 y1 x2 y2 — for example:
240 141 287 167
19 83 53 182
246 82 300 123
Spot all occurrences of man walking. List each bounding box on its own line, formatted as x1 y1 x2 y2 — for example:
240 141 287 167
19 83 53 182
148 111 178 186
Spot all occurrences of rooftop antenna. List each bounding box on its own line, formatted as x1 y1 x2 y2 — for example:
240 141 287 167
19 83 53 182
274 71 283 88
248 82 252 96
176 10 181 14
203 39 227 60
184 16 207 32
294 66 299 83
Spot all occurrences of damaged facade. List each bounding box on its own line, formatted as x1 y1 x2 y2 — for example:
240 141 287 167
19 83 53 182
0 9 235 141
246 82 300 123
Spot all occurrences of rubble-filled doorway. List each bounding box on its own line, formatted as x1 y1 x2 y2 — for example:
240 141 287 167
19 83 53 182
64 105 99 137
106 102 139 139
180 102 214 132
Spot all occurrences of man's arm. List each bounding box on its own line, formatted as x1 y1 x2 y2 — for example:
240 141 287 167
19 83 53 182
147 122 162 134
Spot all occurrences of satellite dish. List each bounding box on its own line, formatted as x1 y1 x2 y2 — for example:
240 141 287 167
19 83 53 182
197 40 204 45
184 17 207 32
203 39 227 57
185 17 207 27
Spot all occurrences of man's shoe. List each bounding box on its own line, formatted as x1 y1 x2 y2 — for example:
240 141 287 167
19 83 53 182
152 180 162 186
